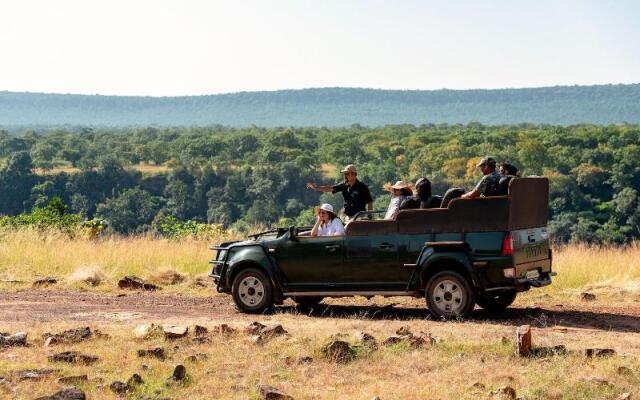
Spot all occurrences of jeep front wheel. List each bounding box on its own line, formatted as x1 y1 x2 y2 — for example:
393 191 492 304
425 270 475 318
232 268 274 314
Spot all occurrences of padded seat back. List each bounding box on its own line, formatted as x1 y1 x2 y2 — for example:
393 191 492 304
345 220 398 236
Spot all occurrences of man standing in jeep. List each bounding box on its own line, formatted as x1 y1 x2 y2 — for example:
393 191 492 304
306 164 373 220
461 157 502 199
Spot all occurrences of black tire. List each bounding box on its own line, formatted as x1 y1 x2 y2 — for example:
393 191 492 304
231 268 274 314
425 270 476 318
293 296 324 310
477 290 517 313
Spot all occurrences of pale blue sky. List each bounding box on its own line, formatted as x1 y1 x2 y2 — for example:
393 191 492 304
0 0 638 96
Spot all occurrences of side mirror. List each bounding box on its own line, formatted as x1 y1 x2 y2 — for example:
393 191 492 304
288 226 298 241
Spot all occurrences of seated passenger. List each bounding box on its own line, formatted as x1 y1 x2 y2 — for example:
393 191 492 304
498 162 520 195
460 156 501 199
310 203 345 237
399 177 441 209
383 181 413 219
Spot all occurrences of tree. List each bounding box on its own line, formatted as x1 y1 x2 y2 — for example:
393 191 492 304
96 188 163 234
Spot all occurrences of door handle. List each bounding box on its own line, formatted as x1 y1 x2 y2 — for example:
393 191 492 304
325 244 341 252
379 242 394 249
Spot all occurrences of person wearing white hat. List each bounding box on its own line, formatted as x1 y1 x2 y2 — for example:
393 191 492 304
383 180 413 219
310 203 345 237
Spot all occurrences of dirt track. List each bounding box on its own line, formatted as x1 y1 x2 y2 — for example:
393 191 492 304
2 290 640 334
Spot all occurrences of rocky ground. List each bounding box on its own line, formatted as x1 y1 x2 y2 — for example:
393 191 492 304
1 289 640 399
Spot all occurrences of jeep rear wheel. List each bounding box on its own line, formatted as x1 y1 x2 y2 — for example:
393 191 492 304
232 268 273 314
477 290 517 313
425 271 475 318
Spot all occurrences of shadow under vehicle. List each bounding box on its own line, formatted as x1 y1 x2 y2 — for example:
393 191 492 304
209 177 554 318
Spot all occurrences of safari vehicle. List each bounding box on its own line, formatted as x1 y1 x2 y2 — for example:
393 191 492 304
209 177 554 318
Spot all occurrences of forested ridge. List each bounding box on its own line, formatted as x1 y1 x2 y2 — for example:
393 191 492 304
1 123 639 243
2 84 640 127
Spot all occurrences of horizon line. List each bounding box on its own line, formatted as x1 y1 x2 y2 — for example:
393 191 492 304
2 81 639 99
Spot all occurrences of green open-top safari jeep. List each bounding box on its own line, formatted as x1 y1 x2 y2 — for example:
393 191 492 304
210 177 553 318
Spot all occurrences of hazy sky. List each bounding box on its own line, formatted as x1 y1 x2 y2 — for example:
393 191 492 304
1 0 638 96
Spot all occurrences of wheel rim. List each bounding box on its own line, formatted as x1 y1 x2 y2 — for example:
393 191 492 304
238 276 265 307
432 278 466 315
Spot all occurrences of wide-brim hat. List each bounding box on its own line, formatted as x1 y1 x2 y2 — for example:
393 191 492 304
340 164 357 174
316 203 334 214
384 180 411 192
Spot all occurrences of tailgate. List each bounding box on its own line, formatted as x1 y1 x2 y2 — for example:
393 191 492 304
511 227 550 266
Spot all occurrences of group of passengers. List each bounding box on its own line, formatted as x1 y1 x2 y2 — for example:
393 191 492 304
305 157 519 237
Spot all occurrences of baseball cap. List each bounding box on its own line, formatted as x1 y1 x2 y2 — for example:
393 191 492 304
476 157 496 167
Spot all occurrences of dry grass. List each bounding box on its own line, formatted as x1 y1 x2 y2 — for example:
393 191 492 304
0 228 238 292
1 316 638 399
32 163 171 176
2 233 640 399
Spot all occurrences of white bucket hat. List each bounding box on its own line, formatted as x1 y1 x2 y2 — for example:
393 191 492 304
319 203 334 213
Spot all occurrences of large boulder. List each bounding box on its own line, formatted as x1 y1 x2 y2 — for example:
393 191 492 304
34 388 86 400
257 384 294 400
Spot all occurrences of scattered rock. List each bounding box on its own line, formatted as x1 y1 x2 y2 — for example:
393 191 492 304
109 381 128 394
580 292 596 301
261 325 287 339
257 384 294 400
15 368 60 381
501 336 509 344
470 382 486 390
383 335 405 346
491 385 517 399
33 277 57 287
57 375 88 385
515 325 532 357
137 347 166 360
43 327 92 345
126 373 144 387
48 351 99 365
185 353 208 363
323 340 355 363
194 325 208 336
396 326 412 336
618 393 632 400
192 276 209 288
245 321 267 335
297 356 313 365
34 387 86 400
0 332 27 347
531 345 567 357
214 324 236 335
118 275 160 291
355 331 377 348
192 336 212 344
162 325 189 339
371 397 381 400
168 364 187 383
133 323 162 339
585 348 616 358
617 366 633 375
149 269 185 285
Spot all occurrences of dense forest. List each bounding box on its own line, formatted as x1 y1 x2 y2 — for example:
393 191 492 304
1 123 639 243
2 84 640 127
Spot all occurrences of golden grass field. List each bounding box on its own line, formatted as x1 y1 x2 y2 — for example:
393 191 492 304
2 230 640 399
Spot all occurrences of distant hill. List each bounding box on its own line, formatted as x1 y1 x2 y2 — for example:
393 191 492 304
1 84 639 127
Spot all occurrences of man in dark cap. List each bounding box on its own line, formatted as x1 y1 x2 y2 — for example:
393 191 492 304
461 157 502 199
306 164 373 220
